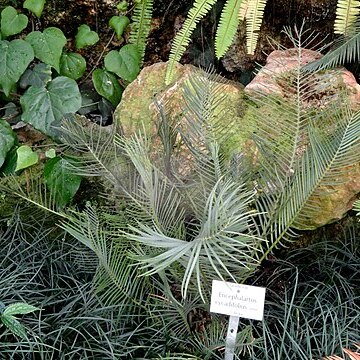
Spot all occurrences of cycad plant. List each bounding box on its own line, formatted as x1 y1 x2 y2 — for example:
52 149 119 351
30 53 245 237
7 27 360 358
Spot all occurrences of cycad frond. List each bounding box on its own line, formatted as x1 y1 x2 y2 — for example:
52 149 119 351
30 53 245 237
244 0 268 54
215 0 244 59
248 28 360 256
335 0 360 35
129 0 154 63
165 0 217 84
129 178 262 300
303 29 360 71
60 118 120 183
61 205 148 308
257 94 360 259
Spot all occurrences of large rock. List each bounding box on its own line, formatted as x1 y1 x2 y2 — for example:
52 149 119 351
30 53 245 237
245 48 360 110
114 62 248 176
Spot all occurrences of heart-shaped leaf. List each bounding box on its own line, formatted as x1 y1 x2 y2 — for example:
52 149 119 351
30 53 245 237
20 76 81 135
75 24 99 50
104 44 140 82
15 145 39 171
92 68 123 106
60 52 86 80
23 0 46 18
109 15 130 39
25 27 66 72
0 39 34 96
0 6 28 38
0 119 16 169
1 315 27 339
44 156 82 208
20 62 52 88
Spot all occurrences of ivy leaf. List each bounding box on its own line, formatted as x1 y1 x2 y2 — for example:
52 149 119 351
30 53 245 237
1 315 27 339
20 76 81 135
104 44 140 82
92 68 123 106
15 145 39 171
25 27 66 72
109 15 130 39
0 119 16 168
19 62 52 89
0 6 28 38
0 39 34 96
23 0 46 18
44 156 82 208
75 24 99 50
3 303 39 316
60 52 86 80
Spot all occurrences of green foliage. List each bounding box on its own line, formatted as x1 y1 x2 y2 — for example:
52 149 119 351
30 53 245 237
25 27 67 72
109 15 130 39
59 52 87 80
353 199 360 214
0 39 34 96
334 0 360 35
104 44 141 82
0 301 39 339
0 119 16 168
215 0 244 59
117 1 128 12
20 76 82 135
166 0 269 84
15 145 39 171
20 62 52 88
0 6 28 38
243 0 267 54
303 27 360 71
23 0 46 18
129 0 153 62
75 24 99 50
166 0 217 84
44 156 82 208
92 69 123 106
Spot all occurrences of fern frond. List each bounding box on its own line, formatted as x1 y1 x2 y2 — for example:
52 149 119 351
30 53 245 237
165 0 217 84
244 0 268 54
215 0 244 59
129 0 154 63
239 0 251 20
334 0 360 35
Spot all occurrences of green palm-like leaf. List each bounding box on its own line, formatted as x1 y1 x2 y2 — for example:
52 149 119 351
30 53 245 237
335 0 360 35
166 0 217 84
128 178 262 300
303 29 360 72
61 205 148 308
252 49 360 260
129 0 154 63
215 0 244 59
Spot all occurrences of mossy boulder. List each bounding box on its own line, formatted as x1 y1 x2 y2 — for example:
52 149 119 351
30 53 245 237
114 62 250 176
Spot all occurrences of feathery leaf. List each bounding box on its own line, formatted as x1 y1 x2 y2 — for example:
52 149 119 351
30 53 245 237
215 0 244 59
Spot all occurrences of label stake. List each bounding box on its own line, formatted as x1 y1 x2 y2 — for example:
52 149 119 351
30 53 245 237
224 315 240 360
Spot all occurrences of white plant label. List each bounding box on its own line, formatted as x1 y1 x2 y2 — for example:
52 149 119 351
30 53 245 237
210 280 266 321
